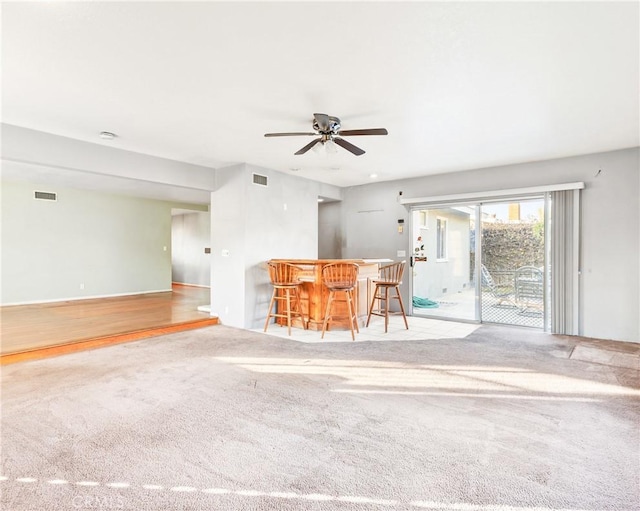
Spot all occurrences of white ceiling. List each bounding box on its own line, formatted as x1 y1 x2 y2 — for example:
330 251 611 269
2 2 639 191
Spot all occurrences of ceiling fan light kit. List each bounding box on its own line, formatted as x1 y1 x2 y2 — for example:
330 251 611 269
264 113 388 156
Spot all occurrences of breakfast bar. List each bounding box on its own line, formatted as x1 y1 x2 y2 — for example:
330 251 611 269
267 258 390 331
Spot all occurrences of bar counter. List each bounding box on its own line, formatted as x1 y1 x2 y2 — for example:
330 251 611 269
268 258 390 331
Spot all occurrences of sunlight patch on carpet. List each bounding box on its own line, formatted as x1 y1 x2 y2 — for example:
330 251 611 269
215 356 640 396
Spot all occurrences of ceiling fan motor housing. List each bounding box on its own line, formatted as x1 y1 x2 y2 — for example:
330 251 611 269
313 116 341 134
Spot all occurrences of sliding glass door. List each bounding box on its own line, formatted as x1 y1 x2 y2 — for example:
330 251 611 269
410 205 477 321
480 198 546 328
410 197 547 328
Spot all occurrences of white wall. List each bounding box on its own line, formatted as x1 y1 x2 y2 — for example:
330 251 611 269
3 124 216 191
211 164 338 328
171 212 211 286
339 148 640 342
1 181 175 304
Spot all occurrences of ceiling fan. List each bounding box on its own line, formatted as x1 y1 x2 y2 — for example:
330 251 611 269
264 113 388 156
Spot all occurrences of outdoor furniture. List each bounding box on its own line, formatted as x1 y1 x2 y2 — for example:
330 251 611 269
264 262 307 336
321 262 360 340
514 266 543 313
366 260 409 333
481 264 514 306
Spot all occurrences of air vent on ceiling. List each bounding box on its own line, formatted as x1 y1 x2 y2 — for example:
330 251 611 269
34 191 57 201
252 173 268 186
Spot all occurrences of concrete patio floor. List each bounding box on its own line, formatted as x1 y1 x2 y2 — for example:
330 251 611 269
412 287 544 329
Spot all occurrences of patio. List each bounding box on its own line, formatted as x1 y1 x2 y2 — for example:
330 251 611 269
413 278 544 329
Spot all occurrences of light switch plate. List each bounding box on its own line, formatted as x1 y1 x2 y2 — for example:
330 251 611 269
397 250 406 257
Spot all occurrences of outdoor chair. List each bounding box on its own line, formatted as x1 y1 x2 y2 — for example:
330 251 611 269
514 266 544 313
481 264 515 306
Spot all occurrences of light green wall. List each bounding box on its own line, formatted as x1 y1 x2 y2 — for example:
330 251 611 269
1 181 175 304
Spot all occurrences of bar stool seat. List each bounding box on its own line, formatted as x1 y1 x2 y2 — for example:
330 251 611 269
366 260 409 333
321 262 360 341
264 262 307 336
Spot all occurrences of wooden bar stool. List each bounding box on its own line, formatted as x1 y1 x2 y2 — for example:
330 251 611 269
366 260 409 333
321 262 359 341
264 262 307 336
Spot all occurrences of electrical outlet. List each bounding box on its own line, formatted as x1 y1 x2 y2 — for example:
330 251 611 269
80 283 84 290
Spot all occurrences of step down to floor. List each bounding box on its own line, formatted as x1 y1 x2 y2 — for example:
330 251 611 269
0 317 219 365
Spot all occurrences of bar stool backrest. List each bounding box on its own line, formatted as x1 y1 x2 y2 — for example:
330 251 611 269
322 263 359 290
268 262 301 286
377 260 406 284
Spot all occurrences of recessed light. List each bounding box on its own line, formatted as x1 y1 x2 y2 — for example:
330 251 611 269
99 131 116 140
369 173 378 179
289 167 300 172
317 198 325 203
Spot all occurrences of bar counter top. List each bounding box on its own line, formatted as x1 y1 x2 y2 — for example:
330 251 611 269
269 258 392 265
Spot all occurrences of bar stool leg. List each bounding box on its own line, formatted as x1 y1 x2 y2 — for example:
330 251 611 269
384 286 390 333
285 288 293 336
294 287 307 330
321 290 335 339
264 287 277 332
396 285 409 329
350 289 360 334
345 290 356 341
366 285 378 327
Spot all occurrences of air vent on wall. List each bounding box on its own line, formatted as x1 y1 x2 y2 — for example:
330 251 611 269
252 173 268 186
34 191 57 201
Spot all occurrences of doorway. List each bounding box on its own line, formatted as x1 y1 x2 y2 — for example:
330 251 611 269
410 197 546 328
411 206 477 321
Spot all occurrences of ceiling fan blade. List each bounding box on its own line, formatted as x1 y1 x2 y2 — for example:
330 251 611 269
313 113 331 132
264 132 316 137
294 138 322 155
337 128 388 136
333 137 365 156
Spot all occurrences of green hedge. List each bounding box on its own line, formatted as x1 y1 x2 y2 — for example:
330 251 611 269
471 222 544 285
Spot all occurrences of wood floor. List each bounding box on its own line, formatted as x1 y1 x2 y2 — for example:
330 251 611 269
0 284 217 363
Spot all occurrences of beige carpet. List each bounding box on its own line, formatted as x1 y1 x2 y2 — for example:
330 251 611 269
1 324 638 510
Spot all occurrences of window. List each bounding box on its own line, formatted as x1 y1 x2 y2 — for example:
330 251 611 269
436 217 447 261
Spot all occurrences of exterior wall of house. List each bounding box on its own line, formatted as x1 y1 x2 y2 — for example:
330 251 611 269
339 147 640 343
171 212 211 287
413 208 471 301
1 181 175 304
